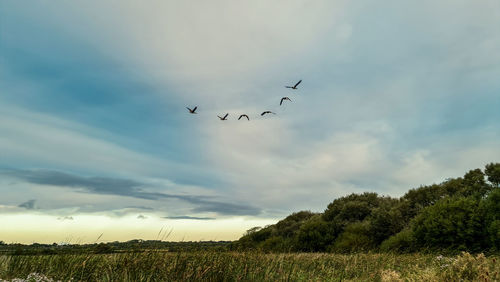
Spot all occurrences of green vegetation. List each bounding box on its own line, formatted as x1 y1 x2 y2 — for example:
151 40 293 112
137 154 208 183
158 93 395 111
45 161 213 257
0 252 498 281
234 163 500 254
0 241 231 256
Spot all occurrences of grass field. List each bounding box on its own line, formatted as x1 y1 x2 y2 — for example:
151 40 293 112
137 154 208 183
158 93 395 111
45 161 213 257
0 251 498 281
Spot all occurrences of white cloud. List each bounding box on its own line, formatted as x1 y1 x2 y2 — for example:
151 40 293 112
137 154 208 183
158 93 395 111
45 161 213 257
0 105 167 177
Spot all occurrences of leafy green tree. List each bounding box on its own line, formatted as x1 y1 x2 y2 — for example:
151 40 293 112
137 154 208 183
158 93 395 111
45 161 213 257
401 184 447 219
259 236 287 252
487 220 500 251
462 169 491 197
330 221 375 253
323 192 385 225
274 211 317 238
412 196 486 252
485 163 500 187
481 187 500 250
237 226 273 249
296 215 337 252
379 228 417 253
367 200 405 244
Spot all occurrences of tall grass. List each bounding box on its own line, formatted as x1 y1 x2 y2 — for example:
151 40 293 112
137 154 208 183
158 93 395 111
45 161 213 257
0 252 498 281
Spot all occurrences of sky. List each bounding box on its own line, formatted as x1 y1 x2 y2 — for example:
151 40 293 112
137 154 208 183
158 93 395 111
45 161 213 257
1 0 500 244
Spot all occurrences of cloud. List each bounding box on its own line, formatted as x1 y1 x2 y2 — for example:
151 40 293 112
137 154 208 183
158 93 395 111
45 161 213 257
137 215 147 219
127 206 154 211
1 0 500 223
2 168 261 216
164 216 215 221
57 216 74 221
0 104 198 181
18 199 36 210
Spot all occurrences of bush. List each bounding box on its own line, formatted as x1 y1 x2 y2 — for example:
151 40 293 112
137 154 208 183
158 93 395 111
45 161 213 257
330 221 374 253
379 228 416 253
296 215 336 252
482 187 500 250
259 236 286 252
487 220 500 251
412 196 486 252
368 202 405 245
274 211 316 238
323 193 383 224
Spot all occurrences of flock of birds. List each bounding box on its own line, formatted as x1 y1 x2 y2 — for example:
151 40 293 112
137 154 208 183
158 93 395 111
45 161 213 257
186 80 302 121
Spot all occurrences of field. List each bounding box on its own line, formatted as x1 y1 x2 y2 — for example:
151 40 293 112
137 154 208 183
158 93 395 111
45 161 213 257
0 252 498 281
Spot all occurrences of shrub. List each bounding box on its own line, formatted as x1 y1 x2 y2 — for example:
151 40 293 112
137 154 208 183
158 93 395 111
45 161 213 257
379 228 416 253
482 187 500 250
330 221 374 253
296 215 336 252
412 196 486 252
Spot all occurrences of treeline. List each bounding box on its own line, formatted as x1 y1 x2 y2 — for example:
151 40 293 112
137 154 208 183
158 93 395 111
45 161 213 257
233 163 500 254
0 240 231 255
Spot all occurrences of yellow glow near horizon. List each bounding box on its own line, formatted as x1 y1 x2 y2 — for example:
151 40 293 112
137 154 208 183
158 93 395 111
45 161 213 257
0 214 277 244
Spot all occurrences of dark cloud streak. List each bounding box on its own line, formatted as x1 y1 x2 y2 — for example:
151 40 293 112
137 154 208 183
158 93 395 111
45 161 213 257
3 169 261 216
163 216 215 220
18 199 36 210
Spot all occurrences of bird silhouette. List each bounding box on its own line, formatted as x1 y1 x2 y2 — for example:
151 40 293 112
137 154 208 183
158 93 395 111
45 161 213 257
280 97 292 106
218 113 229 120
285 80 302 89
238 114 250 121
261 111 276 116
186 106 198 114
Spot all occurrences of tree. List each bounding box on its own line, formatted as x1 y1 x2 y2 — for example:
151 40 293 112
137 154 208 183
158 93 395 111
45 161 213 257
402 184 448 218
462 169 491 197
412 196 486 252
296 215 337 252
368 202 405 244
233 164 500 254
330 221 375 253
485 163 500 187
379 228 417 253
274 211 316 238
323 192 386 224
236 226 272 249
481 187 500 250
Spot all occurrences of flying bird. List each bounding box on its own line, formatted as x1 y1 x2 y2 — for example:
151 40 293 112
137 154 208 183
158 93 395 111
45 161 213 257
238 114 250 121
261 111 276 116
186 106 198 114
218 113 229 120
280 97 292 106
285 80 302 89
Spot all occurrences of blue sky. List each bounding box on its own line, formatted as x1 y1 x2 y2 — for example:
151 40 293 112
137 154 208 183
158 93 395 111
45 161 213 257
1 0 500 243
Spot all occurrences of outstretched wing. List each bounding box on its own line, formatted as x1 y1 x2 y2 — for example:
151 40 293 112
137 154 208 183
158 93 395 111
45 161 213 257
281 97 291 105
238 115 242 120
193 106 197 112
244 115 249 120
223 113 228 119
261 112 266 116
294 80 302 88
285 86 293 88
186 107 192 112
